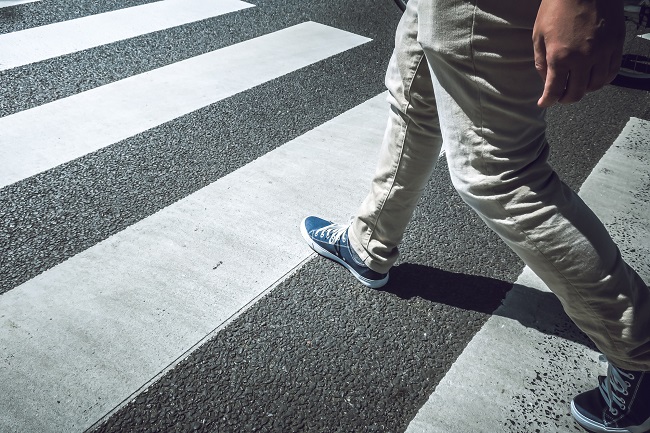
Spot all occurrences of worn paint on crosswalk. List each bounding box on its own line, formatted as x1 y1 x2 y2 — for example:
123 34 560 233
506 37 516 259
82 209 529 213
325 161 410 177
405 117 650 433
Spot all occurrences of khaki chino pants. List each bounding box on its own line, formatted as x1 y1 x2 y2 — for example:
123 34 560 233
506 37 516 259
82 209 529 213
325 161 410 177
348 0 650 370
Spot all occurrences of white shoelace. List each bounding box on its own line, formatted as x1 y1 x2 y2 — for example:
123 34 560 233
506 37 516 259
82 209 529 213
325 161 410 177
313 224 348 245
600 363 636 416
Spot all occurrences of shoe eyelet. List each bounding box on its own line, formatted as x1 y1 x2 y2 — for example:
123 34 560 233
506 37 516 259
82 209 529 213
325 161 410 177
621 404 626 410
622 390 629 396
611 409 619 416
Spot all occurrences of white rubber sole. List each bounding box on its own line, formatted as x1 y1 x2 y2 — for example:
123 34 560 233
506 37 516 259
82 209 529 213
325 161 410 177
571 400 650 433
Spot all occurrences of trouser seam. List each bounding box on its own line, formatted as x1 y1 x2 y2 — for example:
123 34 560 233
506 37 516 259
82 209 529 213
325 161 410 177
361 52 428 257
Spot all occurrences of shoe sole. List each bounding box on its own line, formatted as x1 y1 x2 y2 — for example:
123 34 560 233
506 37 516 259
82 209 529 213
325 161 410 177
300 219 388 289
570 400 650 433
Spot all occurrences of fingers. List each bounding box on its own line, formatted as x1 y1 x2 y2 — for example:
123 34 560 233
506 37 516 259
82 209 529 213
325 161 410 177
533 34 548 83
588 47 622 90
532 0 625 107
533 35 586 107
533 35 568 108
540 64 596 107
537 64 569 108
560 68 590 103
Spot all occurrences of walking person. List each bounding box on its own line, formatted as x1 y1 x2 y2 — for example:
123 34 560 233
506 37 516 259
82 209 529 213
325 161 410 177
300 0 650 431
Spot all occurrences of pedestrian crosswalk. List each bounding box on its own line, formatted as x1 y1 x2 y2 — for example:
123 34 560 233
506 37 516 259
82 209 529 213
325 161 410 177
1 1 649 432
0 0 40 9
0 0 254 71
0 21 370 188
406 118 650 433
0 1 387 431
0 94 387 432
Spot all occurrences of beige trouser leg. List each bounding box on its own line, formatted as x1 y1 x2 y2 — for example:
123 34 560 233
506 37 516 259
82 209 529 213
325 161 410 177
351 0 650 370
349 0 443 273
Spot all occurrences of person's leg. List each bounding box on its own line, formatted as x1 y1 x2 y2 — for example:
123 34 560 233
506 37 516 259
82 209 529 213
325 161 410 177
416 0 650 429
348 0 443 274
301 0 442 287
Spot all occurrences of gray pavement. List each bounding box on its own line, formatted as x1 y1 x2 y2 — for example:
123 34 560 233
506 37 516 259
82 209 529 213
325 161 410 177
0 0 649 432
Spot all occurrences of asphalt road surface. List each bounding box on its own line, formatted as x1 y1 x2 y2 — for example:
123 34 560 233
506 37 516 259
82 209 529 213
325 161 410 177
1 0 649 432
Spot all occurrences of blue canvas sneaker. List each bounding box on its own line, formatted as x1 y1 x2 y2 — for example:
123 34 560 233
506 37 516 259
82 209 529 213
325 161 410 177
571 362 650 433
300 216 389 288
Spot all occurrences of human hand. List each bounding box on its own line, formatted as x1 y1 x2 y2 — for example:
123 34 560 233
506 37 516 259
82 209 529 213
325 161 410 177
533 0 625 107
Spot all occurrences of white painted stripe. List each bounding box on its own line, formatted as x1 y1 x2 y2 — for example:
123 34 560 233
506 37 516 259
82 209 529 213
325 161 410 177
0 0 39 8
405 118 650 432
0 93 389 433
0 0 254 70
0 22 371 189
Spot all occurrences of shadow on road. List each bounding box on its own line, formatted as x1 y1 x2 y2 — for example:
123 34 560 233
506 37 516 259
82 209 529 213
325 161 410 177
380 262 597 351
